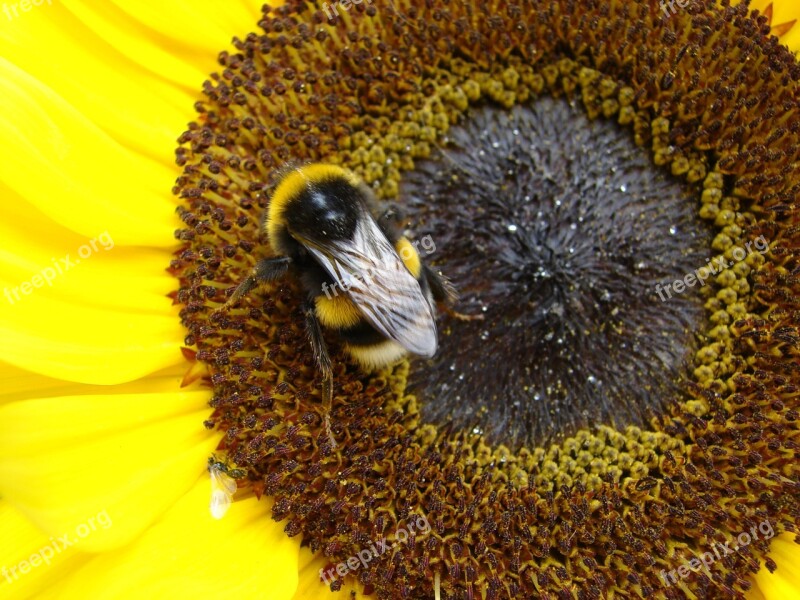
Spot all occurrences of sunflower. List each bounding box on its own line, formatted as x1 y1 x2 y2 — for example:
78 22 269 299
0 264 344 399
1 0 799 599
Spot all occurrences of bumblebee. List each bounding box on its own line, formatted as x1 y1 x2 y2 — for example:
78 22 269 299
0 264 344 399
218 164 460 446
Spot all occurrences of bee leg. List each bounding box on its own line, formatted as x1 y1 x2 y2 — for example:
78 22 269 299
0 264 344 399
377 206 403 226
445 304 485 321
371 204 405 242
217 257 291 311
303 302 337 449
445 306 485 321
422 264 484 321
320 376 336 450
423 263 458 305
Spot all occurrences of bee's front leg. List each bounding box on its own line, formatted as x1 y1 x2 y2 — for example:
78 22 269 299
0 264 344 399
216 257 291 311
422 264 483 321
303 302 337 449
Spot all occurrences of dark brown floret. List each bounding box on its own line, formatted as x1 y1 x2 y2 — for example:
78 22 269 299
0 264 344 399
171 1 800 598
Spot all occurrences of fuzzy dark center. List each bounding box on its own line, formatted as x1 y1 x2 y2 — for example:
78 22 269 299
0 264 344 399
403 99 711 448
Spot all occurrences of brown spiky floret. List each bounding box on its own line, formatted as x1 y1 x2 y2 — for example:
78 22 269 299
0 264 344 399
170 1 800 598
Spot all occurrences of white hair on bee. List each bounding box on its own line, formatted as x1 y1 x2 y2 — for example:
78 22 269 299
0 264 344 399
209 463 238 519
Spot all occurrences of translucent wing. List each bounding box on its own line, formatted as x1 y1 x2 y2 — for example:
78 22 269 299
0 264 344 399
300 213 437 357
210 490 232 520
209 466 237 519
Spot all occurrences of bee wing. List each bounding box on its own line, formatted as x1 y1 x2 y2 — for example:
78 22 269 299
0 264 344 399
302 216 438 357
210 490 232 519
210 468 238 495
209 468 237 519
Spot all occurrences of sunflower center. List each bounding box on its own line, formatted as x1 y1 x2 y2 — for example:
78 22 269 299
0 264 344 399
171 1 800 596
403 98 711 448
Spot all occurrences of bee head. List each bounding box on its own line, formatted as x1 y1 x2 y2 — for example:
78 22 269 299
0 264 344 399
285 173 363 243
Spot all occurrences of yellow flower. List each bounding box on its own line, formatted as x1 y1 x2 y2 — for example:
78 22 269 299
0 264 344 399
0 1 798 600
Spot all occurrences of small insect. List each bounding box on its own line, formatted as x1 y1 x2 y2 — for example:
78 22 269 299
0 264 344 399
218 164 467 446
208 457 238 519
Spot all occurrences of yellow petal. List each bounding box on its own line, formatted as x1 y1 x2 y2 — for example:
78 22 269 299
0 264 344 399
0 195 176 313
293 546 363 599
0 59 178 247
33 480 300 600
0 499 93 600
0 387 216 549
59 0 254 89
294 547 336 600
0 155 183 383
747 580 768 600
0 362 198 408
741 0 800 53
752 533 800 599
0 362 76 407
0 1 194 163
765 1 800 53
0 0 257 150
0 362 191 406
101 1 261 65
0 289 183 383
